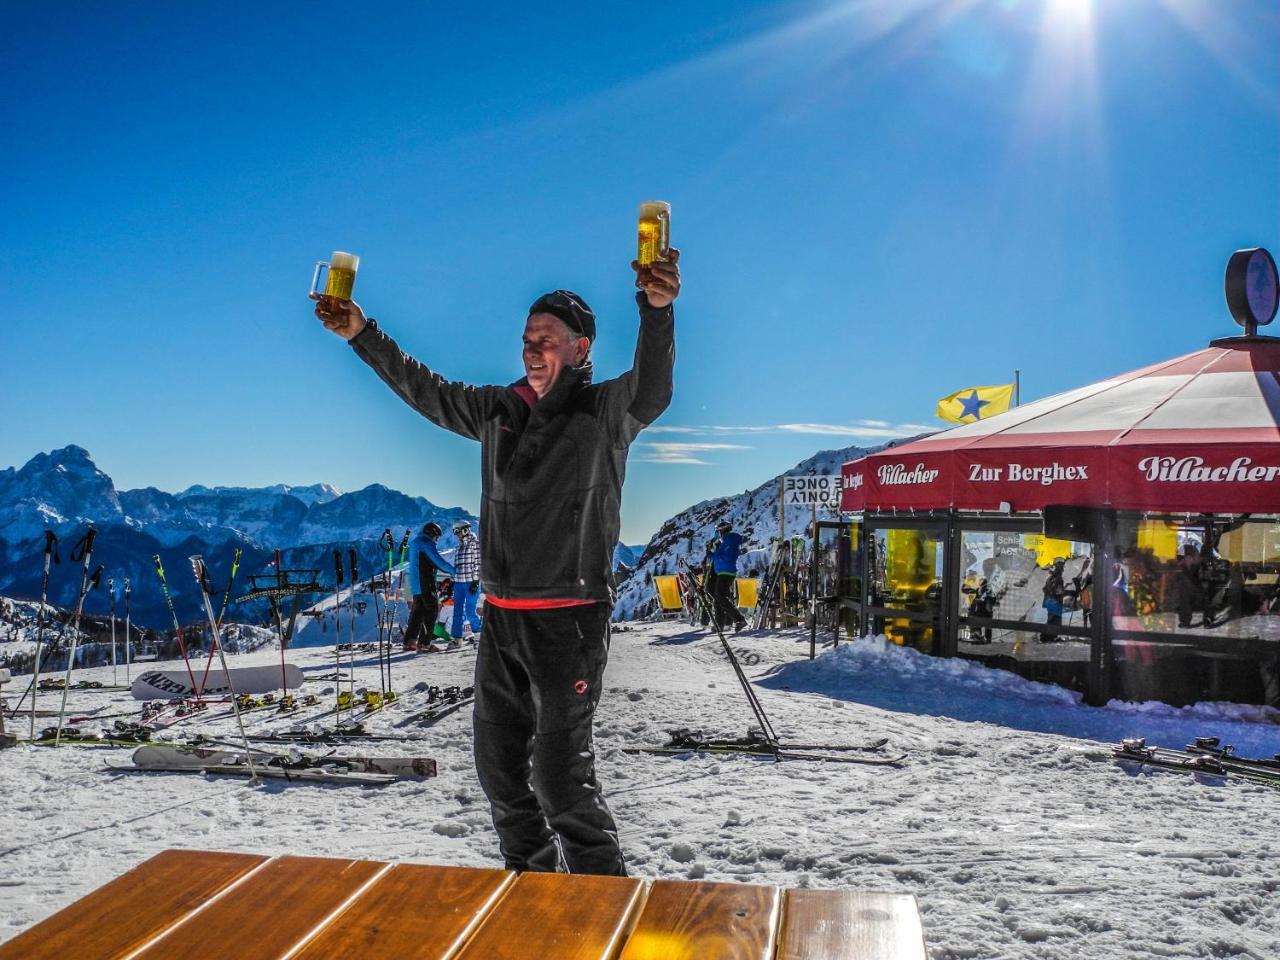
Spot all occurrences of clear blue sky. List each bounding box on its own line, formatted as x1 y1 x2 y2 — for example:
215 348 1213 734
3 1 1277 543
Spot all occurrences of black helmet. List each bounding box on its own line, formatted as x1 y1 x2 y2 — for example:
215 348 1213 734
716 519 733 533
422 522 443 538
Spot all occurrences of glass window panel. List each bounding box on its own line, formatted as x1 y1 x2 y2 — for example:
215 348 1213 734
869 527 943 654
1112 517 1280 706
956 530 1093 690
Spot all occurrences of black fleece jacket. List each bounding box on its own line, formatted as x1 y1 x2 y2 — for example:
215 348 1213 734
350 293 674 604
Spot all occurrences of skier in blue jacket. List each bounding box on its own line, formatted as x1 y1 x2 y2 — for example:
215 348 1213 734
708 520 747 632
404 522 456 651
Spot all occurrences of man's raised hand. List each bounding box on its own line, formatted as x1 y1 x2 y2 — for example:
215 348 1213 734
312 293 368 341
632 247 681 309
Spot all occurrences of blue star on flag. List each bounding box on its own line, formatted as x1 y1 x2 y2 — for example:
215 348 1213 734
958 390 990 420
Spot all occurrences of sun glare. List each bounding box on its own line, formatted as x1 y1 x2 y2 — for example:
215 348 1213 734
1049 0 1094 27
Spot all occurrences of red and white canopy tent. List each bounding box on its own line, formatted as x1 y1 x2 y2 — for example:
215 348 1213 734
841 337 1280 516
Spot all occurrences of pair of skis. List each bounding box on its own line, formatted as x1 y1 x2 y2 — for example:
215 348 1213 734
752 541 788 630
1113 737 1280 788
107 741 437 786
630 557 905 768
395 686 475 728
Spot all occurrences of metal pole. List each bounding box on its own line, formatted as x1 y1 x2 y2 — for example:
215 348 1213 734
21 530 58 738
1014 369 1021 406
778 476 786 547
108 578 117 686
190 556 259 784
123 579 132 684
809 514 818 661
55 529 100 747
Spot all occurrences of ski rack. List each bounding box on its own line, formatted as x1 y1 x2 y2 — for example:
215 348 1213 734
238 569 327 602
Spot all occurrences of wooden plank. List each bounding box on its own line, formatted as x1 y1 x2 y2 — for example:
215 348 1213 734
777 890 928 960
131 854 386 960
454 872 644 960
617 878 779 960
292 864 514 960
0 849 268 960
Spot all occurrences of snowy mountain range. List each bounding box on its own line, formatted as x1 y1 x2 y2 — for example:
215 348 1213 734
0 446 476 627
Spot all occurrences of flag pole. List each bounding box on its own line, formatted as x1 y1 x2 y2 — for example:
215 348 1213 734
1014 369 1021 407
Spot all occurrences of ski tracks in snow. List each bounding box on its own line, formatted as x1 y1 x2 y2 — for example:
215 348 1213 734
1 622 1277 960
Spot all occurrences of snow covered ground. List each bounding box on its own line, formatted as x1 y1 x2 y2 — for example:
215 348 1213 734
2 622 1278 959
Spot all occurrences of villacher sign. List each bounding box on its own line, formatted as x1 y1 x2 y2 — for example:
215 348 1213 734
1137 455 1280 484
877 463 941 486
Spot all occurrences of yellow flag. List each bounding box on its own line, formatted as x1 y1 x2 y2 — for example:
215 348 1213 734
935 383 1014 424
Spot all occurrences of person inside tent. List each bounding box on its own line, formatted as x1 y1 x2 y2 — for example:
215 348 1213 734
403 522 455 653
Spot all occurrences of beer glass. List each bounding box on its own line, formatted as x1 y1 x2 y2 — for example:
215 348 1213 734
637 201 671 266
310 251 360 300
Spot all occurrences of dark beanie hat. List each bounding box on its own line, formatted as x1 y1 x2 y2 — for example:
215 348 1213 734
529 290 596 343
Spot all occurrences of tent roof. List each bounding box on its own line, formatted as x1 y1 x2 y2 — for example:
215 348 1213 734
840 338 1280 514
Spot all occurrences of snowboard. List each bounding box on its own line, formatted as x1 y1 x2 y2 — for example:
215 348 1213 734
131 664 305 700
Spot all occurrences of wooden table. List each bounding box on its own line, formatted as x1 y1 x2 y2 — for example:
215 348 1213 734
0 850 928 959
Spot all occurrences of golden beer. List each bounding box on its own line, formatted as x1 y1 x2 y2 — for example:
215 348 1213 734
323 251 359 300
637 201 670 266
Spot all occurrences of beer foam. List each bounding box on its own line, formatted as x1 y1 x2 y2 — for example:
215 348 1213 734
330 251 360 271
639 201 670 217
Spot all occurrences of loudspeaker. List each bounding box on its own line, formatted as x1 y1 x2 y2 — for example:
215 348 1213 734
1043 505 1115 542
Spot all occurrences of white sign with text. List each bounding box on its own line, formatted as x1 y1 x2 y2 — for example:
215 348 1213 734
783 474 841 506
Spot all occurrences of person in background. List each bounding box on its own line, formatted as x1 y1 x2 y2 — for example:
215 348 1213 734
452 520 483 641
404 522 455 652
966 578 996 643
708 519 747 633
1040 558 1067 643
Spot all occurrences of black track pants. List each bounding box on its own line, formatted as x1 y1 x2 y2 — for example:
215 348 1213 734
472 602 625 876
404 592 438 644
712 573 746 630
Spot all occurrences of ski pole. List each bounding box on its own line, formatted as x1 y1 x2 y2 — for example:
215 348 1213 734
197 548 242 696
385 530 409 648
153 555 202 700
332 548 344 725
347 548 359 705
384 529 410 688
123 578 132 684
378 529 393 698
215 548 242 631
680 556 778 747
108 578 117 686
54 528 102 747
271 549 291 696
190 556 260 784
18 530 59 738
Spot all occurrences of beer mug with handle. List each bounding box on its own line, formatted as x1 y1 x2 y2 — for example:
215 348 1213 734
637 201 670 266
311 251 360 301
